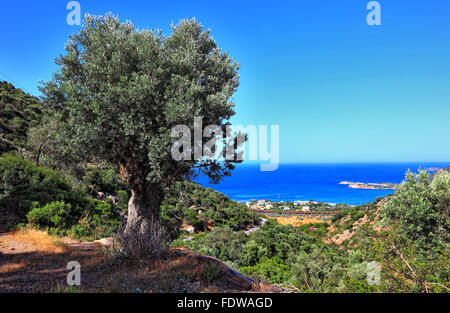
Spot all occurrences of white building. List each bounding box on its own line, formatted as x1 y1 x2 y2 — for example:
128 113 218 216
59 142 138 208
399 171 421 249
294 200 309 206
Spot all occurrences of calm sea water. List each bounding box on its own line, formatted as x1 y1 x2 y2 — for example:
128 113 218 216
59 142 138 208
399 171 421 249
195 162 449 205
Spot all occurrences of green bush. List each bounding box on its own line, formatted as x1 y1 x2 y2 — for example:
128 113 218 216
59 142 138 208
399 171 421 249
26 198 120 241
0 152 87 227
0 153 121 239
240 256 291 284
381 170 450 252
27 201 74 229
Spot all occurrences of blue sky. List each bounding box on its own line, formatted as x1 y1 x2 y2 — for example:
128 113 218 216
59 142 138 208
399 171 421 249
0 0 449 163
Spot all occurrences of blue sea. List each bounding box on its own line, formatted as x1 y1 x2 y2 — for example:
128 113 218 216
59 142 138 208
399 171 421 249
195 162 449 205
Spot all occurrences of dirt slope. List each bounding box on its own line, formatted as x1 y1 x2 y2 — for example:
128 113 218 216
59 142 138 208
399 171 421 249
0 229 271 293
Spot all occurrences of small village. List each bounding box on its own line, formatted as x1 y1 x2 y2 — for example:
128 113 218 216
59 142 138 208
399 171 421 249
245 199 355 226
245 199 353 212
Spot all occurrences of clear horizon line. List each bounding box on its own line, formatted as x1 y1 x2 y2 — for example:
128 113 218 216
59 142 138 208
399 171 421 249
238 161 450 165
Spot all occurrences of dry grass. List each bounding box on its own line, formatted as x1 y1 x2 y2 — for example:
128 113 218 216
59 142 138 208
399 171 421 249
118 219 168 259
268 215 332 227
0 228 67 254
0 228 102 292
0 229 262 293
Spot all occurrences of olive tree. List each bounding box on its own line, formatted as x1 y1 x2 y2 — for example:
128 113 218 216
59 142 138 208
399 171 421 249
40 14 241 246
381 169 450 252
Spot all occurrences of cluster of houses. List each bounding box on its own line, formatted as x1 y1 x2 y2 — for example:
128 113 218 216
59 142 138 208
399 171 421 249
245 199 322 212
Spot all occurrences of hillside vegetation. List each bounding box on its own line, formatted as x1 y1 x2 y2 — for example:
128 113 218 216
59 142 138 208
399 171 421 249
172 169 449 292
0 81 41 153
0 82 448 293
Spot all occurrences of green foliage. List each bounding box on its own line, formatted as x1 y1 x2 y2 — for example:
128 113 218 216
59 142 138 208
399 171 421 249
240 256 290 284
84 166 127 196
27 198 120 241
290 246 372 292
331 210 345 223
40 14 241 189
182 207 204 231
176 219 372 290
298 222 329 237
381 170 450 252
0 152 120 239
27 117 86 178
359 170 450 292
0 81 42 151
116 189 130 212
68 199 121 241
27 201 74 229
182 226 248 263
161 181 257 239
241 240 268 266
0 152 87 227
365 224 449 293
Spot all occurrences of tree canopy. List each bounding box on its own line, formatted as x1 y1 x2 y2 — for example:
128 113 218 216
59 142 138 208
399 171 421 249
41 14 240 185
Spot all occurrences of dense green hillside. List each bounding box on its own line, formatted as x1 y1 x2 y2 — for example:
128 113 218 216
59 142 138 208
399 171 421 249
0 81 42 153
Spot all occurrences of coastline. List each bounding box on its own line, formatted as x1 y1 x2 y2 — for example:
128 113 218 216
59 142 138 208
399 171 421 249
338 181 397 190
197 163 448 205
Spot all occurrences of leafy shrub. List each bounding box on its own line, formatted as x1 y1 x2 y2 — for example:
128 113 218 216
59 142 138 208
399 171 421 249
68 199 121 240
290 244 349 292
381 170 450 252
182 207 204 231
27 201 74 229
26 198 120 240
0 152 122 238
240 256 291 284
181 226 248 264
331 211 345 222
350 210 365 222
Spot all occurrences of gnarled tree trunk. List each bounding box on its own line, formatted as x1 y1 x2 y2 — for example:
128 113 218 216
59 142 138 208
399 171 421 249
126 180 162 235
119 161 166 258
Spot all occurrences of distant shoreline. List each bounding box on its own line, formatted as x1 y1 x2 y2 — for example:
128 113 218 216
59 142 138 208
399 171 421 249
198 163 448 205
339 181 397 190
